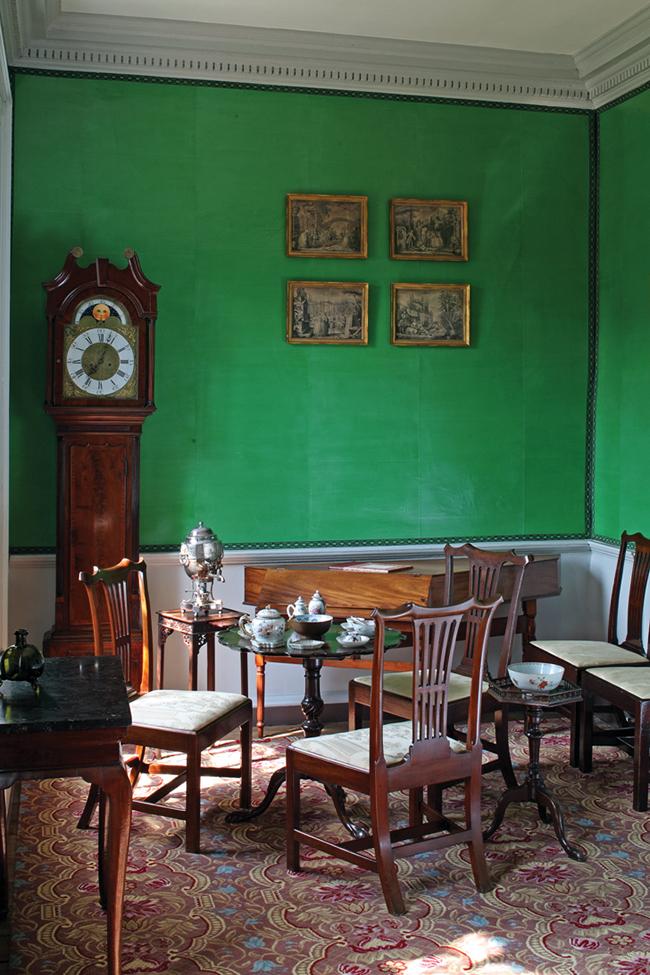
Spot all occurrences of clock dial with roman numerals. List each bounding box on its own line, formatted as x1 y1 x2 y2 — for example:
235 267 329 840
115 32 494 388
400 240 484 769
65 325 136 397
62 298 138 400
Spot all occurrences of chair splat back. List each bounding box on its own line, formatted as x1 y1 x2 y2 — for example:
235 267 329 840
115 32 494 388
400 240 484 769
79 558 154 695
443 543 529 678
608 531 650 654
371 597 502 765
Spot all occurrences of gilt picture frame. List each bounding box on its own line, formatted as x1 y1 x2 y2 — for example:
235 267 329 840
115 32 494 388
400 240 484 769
287 281 368 345
390 198 468 261
287 194 368 259
391 283 470 346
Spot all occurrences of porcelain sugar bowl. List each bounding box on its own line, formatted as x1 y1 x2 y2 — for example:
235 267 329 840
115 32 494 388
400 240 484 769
238 605 286 648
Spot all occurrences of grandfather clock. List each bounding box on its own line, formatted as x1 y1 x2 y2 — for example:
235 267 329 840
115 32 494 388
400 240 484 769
43 247 159 678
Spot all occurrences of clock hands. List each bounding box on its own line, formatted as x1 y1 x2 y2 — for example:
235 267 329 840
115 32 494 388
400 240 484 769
86 344 109 376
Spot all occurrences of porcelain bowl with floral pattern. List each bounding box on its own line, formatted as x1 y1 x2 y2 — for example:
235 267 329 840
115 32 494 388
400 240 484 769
508 661 564 692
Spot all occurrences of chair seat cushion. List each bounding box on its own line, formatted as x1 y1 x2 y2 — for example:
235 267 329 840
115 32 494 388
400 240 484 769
352 671 486 704
288 721 467 773
586 666 650 700
130 690 249 733
529 640 649 669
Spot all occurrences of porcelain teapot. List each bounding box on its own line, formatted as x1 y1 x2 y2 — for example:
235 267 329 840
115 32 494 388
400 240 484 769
286 596 309 619
238 605 286 647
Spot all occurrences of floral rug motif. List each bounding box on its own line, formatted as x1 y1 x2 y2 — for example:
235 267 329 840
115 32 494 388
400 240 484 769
5 719 650 974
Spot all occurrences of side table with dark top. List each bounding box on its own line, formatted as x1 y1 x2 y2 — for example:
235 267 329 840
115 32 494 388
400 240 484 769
157 608 244 691
0 656 132 975
483 677 587 862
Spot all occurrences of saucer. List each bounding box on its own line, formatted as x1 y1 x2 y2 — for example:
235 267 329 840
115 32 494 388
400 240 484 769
250 639 286 651
286 638 325 654
336 634 370 648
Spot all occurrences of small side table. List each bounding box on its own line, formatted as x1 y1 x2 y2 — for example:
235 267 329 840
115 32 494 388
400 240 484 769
157 608 244 691
483 676 587 862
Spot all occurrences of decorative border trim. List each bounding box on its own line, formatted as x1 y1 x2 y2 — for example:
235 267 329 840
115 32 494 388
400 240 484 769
9 64 592 116
0 15 11 643
9 537 592 565
584 111 599 537
11 533 588 556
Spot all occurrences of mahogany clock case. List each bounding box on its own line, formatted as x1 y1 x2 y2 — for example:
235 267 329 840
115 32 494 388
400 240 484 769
42 249 160 675
44 248 159 416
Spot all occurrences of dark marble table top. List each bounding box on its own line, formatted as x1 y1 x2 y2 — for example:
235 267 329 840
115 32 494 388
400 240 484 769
0 656 131 735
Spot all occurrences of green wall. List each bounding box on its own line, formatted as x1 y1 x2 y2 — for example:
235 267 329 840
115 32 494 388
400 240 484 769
10 74 590 548
595 88 650 540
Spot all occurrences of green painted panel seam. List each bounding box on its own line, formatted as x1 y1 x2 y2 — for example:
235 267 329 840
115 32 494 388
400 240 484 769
9 66 592 116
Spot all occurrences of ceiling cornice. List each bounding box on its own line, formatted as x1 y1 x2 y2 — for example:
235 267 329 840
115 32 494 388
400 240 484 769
2 0 650 110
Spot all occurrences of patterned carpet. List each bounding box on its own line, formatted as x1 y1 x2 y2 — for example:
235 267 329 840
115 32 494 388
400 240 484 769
5 719 650 975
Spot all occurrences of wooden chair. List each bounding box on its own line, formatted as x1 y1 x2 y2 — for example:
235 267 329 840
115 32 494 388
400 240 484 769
348 544 529 787
78 558 252 853
580 663 650 810
525 531 650 766
286 596 501 914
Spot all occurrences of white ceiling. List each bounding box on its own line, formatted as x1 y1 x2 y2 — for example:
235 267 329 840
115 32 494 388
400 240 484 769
61 0 650 57
3 0 650 108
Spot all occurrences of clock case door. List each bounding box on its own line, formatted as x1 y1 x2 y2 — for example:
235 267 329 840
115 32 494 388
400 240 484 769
43 250 160 681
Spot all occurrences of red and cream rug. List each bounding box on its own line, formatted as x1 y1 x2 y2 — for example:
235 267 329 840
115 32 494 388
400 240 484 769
6 720 650 974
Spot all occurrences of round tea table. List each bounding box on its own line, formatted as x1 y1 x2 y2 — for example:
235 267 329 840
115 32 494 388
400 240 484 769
217 624 402 835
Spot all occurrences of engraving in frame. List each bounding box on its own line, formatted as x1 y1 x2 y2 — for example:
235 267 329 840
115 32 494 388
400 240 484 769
287 281 368 345
390 198 468 261
391 283 470 347
287 193 368 259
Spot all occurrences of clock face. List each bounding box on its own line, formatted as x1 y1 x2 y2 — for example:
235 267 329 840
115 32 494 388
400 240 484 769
66 326 135 396
62 298 139 400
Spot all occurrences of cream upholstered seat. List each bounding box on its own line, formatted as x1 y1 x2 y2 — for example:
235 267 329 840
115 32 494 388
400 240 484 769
525 531 650 768
583 666 650 699
581 663 650 811
527 640 649 669
291 721 468 772
352 671 488 704
130 690 249 733
287 597 502 915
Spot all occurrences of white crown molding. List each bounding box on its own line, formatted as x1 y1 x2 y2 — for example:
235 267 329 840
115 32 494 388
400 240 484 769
0 0 592 108
575 5 650 108
2 2 650 110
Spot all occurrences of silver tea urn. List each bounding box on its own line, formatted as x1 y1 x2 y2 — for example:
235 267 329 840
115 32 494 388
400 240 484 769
179 521 225 616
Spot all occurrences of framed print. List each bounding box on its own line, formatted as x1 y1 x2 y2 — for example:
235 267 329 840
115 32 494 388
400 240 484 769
287 281 368 344
390 198 468 261
287 194 368 258
391 283 470 346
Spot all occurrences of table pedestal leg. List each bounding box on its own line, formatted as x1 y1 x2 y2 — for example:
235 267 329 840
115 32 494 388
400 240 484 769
483 705 587 862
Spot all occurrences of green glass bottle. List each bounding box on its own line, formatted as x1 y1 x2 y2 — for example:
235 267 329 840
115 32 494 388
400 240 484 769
0 630 45 689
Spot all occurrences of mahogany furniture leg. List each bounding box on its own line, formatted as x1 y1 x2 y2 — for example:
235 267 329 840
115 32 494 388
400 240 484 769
157 622 174 690
207 634 216 691
256 655 266 738
84 763 132 975
78 783 101 829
